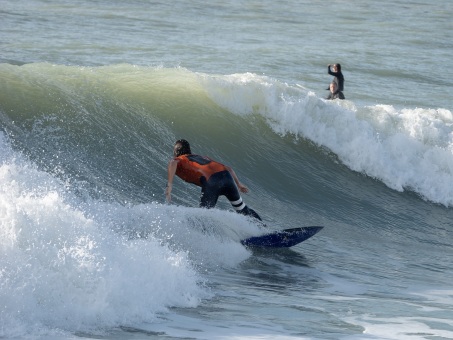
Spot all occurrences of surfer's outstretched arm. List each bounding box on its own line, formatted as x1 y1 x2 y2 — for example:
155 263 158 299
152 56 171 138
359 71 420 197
166 158 179 202
225 165 249 193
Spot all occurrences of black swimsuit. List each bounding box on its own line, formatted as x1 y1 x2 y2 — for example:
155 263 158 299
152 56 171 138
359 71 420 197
199 170 262 221
328 66 344 92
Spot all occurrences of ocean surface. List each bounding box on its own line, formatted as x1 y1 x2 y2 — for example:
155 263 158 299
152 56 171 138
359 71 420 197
1 0 453 339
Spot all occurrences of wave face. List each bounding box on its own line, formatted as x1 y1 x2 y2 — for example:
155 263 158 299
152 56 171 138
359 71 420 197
200 71 453 207
2 63 453 207
1 62 453 336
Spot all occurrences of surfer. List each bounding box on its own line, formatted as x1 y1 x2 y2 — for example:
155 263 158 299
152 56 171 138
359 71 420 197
326 81 345 100
327 63 344 93
166 139 262 221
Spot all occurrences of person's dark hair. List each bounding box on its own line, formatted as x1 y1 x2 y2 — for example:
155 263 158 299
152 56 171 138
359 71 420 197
336 63 342 72
174 139 191 156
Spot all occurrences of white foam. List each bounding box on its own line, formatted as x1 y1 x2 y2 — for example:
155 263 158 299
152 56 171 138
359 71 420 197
343 314 453 340
0 132 256 337
201 73 453 207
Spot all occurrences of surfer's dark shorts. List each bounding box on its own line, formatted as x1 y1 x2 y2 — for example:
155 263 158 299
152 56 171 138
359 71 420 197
199 170 245 210
200 170 261 221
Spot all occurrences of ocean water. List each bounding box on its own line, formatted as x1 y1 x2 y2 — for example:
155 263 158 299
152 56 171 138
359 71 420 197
1 0 453 339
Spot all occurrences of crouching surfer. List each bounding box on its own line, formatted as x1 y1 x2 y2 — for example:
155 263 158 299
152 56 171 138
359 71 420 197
165 139 261 221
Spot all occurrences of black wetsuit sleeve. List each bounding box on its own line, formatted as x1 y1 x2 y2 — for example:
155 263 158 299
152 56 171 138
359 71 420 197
327 65 333 75
328 66 342 78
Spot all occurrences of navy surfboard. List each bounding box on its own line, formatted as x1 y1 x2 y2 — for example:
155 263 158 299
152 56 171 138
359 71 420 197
241 226 323 248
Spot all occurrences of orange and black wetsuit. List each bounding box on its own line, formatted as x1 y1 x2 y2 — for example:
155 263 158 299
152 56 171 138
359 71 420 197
175 154 261 220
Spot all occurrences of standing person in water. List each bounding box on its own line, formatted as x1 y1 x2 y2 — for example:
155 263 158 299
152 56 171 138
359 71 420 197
166 139 262 221
327 63 344 93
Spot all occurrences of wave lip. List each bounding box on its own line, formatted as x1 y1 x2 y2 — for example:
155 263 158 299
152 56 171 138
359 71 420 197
2 62 453 207
200 72 453 207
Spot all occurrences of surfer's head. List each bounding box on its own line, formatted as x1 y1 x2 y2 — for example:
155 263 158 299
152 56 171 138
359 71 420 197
335 63 341 72
174 139 191 157
329 82 337 93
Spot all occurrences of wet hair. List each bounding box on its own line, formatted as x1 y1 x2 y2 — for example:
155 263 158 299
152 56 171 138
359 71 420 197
174 139 191 156
335 63 342 72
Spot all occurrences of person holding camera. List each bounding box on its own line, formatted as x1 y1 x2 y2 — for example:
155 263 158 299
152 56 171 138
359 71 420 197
327 63 344 93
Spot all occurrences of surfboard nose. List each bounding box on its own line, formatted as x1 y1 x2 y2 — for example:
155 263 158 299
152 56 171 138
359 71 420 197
241 226 324 248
